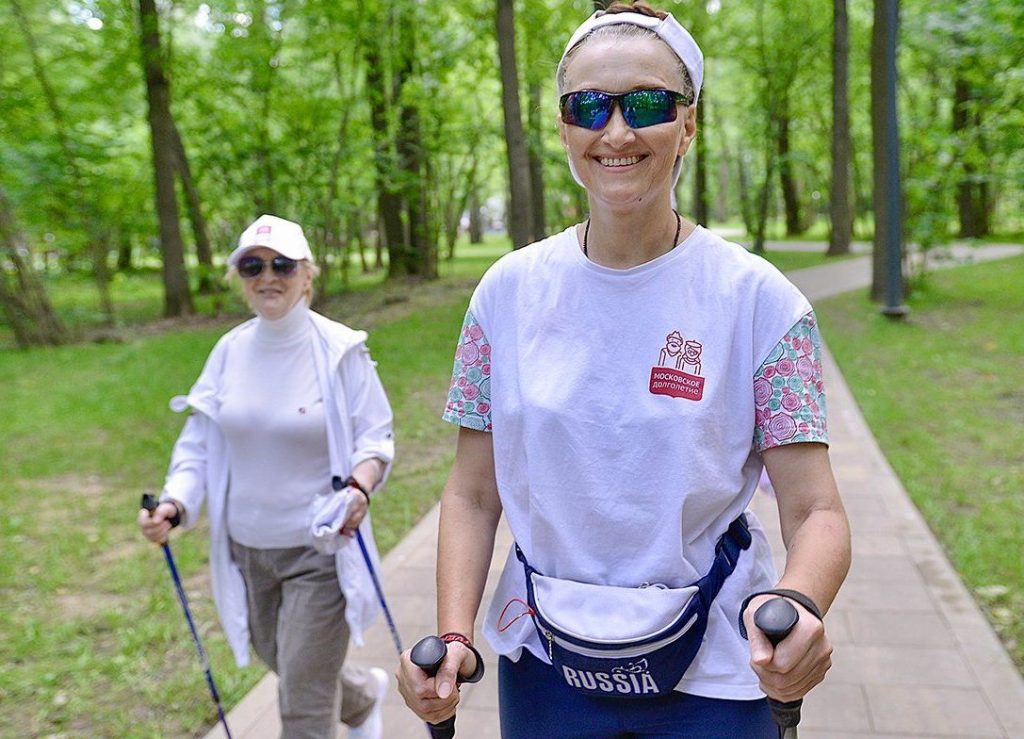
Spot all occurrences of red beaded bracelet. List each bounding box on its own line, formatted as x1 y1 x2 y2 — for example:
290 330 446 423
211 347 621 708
439 632 485 684
440 632 473 648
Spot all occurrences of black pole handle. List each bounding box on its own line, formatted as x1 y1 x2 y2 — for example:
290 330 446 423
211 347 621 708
753 598 803 731
410 636 456 739
141 492 159 514
141 492 180 528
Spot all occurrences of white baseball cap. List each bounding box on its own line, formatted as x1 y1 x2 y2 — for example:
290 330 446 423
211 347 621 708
228 214 313 267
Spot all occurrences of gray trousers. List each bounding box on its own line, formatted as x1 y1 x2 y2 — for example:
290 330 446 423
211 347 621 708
230 540 377 739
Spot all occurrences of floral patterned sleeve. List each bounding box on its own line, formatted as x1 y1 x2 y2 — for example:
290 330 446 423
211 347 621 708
753 311 828 451
442 310 493 432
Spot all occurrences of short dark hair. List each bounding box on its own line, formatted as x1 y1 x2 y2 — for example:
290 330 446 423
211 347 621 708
599 1 668 21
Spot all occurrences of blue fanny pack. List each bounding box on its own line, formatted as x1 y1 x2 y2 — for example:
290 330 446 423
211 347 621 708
516 514 752 699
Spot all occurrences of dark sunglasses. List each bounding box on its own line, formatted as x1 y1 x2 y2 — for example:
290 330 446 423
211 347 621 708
237 254 300 279
559 88 691 130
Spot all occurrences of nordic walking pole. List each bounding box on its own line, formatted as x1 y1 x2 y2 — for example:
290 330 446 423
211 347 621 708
334 472 407 655
354 529 405 655
754 598 802 739
410 636 457 739
141 494 234 739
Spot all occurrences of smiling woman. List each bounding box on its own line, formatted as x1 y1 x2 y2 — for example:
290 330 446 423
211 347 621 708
557 30 695 260
138 213 395 738
396 2 850 737
236 247 309 321
225 216 319 319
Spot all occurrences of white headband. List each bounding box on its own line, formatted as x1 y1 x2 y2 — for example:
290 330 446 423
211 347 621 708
559 11 704 104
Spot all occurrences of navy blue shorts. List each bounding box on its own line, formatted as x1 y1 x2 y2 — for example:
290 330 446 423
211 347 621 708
498 652 777 739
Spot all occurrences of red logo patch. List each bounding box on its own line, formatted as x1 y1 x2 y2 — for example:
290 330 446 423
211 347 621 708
649 368 705 400
650 332 705 401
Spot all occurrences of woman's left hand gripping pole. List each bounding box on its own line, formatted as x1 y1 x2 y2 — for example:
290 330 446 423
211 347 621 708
140 493 235 739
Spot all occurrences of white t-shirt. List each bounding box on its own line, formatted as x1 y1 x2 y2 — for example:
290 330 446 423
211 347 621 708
443 225 828 700
220 301 331 547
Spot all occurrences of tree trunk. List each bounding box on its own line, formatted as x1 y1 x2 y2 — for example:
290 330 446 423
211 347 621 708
977 127 991 237
138 0 193 316
250 0 276 214
953 74 981 239
116 239 133 271
692 93 708 225
393 9 436 278
468 189 483 244
320 49 356 293
396 105 435 277
0 187 68 347
828 0 853 256
373 228 384 271
11 0 117 324
850 133 866 238
91 232 116 324
723 133 754 236
777 104 803 236
445 155 478 260
364 37 407 270
496 0 534 249
170 120 215 293
753 144 776 254
527 80 547 240
976 106 991 237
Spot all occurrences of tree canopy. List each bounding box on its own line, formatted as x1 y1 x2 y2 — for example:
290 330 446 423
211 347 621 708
2 0 1021 342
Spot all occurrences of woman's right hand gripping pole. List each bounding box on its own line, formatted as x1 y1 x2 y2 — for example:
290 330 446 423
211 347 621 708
397 427 503 725
398 637 477 727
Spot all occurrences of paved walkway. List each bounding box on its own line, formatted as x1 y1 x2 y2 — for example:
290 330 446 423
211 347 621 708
205 243 1024 739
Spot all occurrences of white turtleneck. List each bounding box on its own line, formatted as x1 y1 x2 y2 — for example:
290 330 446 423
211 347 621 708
219 299 331 548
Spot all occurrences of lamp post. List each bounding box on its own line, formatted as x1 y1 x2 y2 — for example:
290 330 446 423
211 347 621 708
879 0 908 318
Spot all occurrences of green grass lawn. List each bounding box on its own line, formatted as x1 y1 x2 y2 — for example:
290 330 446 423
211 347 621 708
0 234 515 348
815 255 1024 671
0 271 478 737
756 248 861 273
0 326 252 737
2 240 1021 735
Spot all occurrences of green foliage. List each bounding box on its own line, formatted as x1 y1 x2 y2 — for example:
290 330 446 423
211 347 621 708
2 0 1024 333
4 245 1021 733
0 325 252 738
0 0 152 261
900 0 1024 240
816 254 1024 672
0 238 502 736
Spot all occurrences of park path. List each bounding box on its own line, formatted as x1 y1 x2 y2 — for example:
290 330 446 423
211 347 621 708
205 242 1024 739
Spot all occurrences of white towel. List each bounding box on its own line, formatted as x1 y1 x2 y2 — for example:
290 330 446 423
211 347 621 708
310 491 355 555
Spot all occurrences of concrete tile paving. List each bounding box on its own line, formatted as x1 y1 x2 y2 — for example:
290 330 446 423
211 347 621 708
206 244 1024 738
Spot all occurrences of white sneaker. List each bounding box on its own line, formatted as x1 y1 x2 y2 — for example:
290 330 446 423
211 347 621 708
348 666 388 739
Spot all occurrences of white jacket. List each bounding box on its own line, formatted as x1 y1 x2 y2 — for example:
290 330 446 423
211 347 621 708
161 310 395 666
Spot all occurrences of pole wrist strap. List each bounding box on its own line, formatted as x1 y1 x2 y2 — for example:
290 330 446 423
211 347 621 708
738 588 822 639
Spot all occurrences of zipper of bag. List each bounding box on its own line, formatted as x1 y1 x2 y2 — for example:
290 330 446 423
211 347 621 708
543 612 698 659
531 578 699 645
